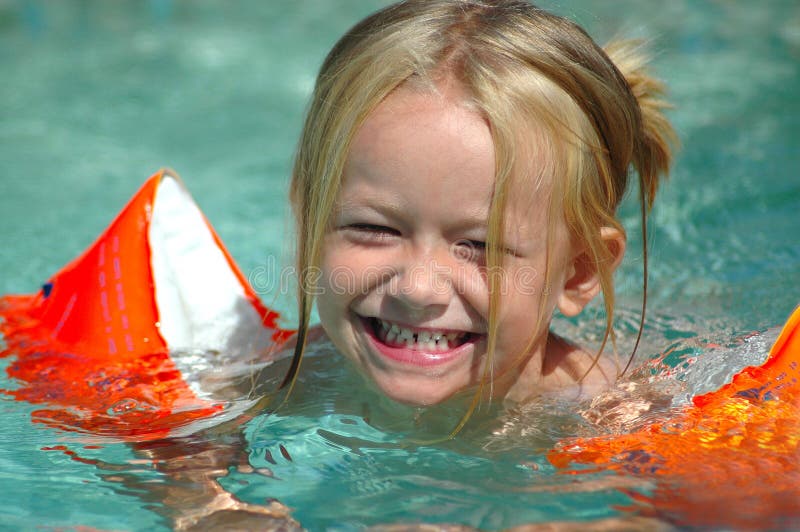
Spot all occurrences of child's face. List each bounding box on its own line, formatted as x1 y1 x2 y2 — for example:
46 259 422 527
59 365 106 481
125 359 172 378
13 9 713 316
316 81 577 406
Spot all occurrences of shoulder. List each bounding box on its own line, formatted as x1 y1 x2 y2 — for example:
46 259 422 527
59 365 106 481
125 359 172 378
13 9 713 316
540 332 618 399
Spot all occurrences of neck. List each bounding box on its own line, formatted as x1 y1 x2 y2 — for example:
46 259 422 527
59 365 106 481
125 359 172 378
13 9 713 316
502 332 611 404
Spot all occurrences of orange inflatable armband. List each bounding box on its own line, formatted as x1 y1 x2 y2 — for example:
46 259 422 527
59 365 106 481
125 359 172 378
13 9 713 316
0 171 292 440
549 305 800 529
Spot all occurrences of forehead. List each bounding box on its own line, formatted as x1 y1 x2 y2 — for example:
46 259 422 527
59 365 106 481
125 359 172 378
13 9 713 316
350 83 493 177
343 82 495 210
342 80 558 240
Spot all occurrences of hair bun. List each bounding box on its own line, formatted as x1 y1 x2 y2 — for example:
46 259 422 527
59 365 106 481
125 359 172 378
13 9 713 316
605 40 678 210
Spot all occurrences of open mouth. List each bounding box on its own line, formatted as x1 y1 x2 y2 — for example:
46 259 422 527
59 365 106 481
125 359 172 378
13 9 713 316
367 317 475 352
360 316 484 369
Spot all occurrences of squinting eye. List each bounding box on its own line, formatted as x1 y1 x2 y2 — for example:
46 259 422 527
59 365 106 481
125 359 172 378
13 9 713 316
452 239 486 262
346 223 399 235
341 223 401 243
452 239 521 260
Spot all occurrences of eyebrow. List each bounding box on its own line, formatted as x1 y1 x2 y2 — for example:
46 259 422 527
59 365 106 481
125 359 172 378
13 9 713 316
334 196 402 217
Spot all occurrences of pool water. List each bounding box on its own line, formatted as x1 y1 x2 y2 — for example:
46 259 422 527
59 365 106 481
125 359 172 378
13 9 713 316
1 1 799 530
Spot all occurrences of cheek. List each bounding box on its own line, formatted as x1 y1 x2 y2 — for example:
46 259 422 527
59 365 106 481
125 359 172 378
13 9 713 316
450 262 491 312
314 273 341 333
493 264 553 341
318 240 361 296
317 243 393 321
321 247 381 297
314 244 353 329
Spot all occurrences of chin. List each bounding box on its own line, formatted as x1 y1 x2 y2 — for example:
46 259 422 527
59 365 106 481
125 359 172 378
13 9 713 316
375 378 461 407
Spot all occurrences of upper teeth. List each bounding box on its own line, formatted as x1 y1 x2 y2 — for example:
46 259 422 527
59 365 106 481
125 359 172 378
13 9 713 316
375 318 466 351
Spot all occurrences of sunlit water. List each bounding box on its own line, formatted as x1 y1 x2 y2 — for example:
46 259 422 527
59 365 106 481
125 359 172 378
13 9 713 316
1 1 798 530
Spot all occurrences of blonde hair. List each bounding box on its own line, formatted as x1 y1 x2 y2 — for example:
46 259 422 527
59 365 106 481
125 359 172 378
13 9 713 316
285 0 676 400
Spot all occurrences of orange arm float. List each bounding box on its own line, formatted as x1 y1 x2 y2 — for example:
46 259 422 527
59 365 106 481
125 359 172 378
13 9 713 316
549 304 800 529
0 171 293 441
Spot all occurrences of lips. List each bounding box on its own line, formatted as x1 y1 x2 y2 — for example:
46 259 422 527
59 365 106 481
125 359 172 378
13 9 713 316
361 316 481 367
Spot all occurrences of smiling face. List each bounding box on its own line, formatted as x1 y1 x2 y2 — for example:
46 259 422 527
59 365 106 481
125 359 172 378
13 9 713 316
315 81 579 406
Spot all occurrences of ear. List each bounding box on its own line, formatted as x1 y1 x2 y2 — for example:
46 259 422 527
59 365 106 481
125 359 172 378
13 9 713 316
557 227 626 317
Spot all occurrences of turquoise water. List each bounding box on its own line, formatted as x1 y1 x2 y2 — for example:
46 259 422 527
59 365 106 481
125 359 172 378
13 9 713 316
1 1 799 530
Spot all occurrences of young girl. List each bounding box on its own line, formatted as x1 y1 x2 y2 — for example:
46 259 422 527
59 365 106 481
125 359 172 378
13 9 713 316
0 1 679 528
283 0 675 415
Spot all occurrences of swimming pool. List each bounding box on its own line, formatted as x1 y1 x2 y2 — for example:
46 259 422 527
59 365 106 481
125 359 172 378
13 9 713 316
1 1 798 530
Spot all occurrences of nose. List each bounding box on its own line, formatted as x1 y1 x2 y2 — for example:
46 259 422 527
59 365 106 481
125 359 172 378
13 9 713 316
390 246 454 311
